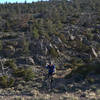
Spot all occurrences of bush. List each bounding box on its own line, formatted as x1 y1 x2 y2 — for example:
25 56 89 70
0 76 15 88
4 59 17 70
0 40 2 51
21 37 30 55
8 78 15 87
13 67 34 81
33 27 39 39
70 58 84 67
49 47 58 57
65 62 100 79
0 76 8 88
24 67 34 81
5 59 34 82
13 68 25 77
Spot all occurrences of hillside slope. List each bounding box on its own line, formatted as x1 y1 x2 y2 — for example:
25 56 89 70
0 0 100 100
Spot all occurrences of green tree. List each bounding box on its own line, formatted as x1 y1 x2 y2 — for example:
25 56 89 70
33 27 39 39
0 40 2 51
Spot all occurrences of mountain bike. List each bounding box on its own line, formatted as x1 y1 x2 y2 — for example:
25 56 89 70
39 64 56 92
43 73 55 92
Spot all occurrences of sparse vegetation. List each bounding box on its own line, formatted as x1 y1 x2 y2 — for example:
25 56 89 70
49 47 58 57
33 27 39 39
0 0 100 99
0 40 2 51
0 76 15 88
65 62 100 79
4 59 17 70
1 59 35 88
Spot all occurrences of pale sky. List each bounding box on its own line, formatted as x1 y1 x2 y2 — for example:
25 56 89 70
0 0 46 3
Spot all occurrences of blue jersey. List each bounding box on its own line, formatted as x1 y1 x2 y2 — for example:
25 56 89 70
46 64 55 73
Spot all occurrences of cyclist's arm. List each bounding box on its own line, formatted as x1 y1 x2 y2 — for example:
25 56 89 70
46 65 49 69
53 65 56 73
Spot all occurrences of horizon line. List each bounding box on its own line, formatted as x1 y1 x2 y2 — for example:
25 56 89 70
0 0 49 4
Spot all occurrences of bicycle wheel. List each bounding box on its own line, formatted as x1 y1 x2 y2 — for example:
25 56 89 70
42 75 48 90
52 77 54 88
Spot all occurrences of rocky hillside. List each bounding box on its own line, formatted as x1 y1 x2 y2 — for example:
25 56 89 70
0 0 100 65
0 0 100 99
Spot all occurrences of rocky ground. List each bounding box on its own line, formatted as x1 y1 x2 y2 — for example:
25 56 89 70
0 1 100 100
0 66 100 100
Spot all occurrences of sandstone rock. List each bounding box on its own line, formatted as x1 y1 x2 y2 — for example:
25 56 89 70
91 47 98 57
49 43 53 48
70 35 75 40
45 94 51 100
13 96 22 100
26 57 35 65
31 89 39 97
89 92 96 96
62 93 79 100
88 92 96 99
16 90 20 94
17 84 24 90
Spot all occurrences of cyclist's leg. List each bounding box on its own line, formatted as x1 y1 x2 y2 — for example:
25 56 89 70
51 73 56 90
49 72 54 90
44 72 51 90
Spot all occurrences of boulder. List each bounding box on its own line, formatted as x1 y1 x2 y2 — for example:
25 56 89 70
70 35 75 40
26 57 35 65
89 92 96 99
91 47 98 58
31 89 39 97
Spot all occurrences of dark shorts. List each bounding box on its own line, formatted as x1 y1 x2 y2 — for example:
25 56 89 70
48 72 53 76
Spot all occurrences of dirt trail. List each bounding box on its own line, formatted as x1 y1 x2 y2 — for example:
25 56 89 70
54 68 72 78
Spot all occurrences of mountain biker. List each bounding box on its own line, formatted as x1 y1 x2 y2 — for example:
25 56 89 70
46 61 56 78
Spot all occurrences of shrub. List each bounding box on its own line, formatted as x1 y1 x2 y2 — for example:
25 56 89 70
70 58 84 67
4 59 17 70
13 67 34 81
5 59 34 82
24 67 34 81
22 38 30 55
33 27 39 39
13 68 25 77
0 76 15 88
8 78 15 87
0 40 2 51
0 76 8 88
65 62 100 79
49 47 58 57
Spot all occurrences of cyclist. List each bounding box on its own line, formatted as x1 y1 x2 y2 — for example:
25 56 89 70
46 61 56 78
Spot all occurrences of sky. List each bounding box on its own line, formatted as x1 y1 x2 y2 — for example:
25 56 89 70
0 0 45 4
